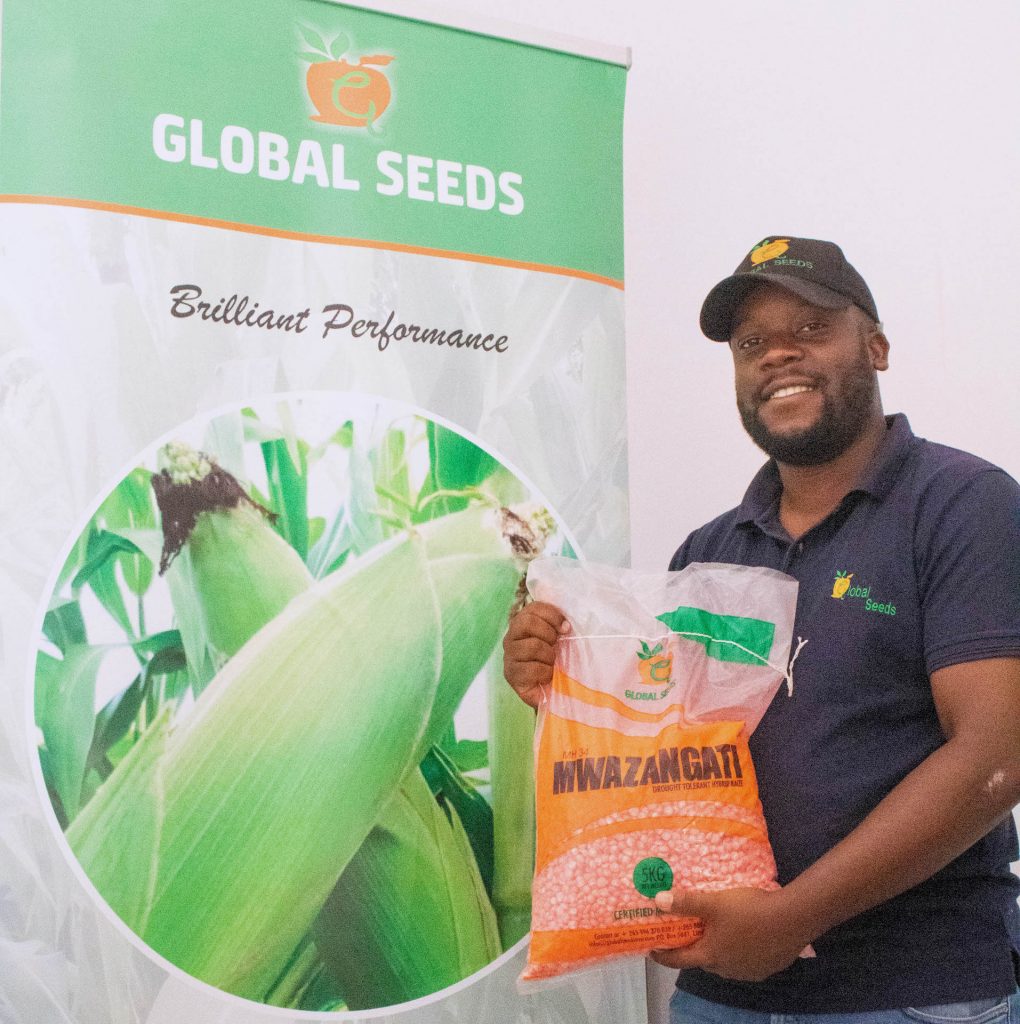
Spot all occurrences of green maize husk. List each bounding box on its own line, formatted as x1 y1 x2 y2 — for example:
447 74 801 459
141 535 446 997
413 505 553 761
67 708 171 934
156 449 506 1005
186 503 310 659
151 443 310 662
70 450 533 1003
486 645 536 947
313 766 501 1008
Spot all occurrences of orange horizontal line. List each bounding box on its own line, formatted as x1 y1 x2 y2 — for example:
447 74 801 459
555 668 682 725
0 194 624 290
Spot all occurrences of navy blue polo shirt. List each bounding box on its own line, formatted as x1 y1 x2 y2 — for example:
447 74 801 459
669 414 1020 1012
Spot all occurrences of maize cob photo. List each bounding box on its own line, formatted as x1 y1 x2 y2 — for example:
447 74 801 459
34 397 560 1010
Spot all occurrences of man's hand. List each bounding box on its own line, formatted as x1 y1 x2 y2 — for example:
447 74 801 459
502 602 569 708
648 888 811 982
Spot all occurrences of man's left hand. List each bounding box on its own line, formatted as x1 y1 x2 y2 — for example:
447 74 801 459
648 887 811 982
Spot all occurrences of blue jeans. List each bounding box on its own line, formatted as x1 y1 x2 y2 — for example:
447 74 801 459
669 989 1020 1024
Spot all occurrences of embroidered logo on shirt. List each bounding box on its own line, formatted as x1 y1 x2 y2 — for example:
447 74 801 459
831 570 854 599
831 570 896 615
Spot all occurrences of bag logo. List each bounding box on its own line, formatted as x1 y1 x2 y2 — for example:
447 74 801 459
749 238 790 265
636 641 672 684
299 25 395 131
626 641 675 701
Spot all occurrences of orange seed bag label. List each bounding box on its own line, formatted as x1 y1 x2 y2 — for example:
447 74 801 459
521 637 779 982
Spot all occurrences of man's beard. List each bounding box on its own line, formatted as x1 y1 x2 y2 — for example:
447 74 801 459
737 348 879 466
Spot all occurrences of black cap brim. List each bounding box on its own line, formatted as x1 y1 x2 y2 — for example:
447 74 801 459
700 275 853 342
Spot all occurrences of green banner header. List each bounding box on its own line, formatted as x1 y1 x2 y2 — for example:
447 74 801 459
0 0 626 282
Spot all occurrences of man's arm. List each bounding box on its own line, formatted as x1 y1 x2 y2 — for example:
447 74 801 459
651 655 1020 981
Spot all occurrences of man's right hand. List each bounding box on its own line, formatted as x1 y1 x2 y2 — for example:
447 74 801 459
502 602 570 709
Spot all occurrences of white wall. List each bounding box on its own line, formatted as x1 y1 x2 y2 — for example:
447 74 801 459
415 0 1020 568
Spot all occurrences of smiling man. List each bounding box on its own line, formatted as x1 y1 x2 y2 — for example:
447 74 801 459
503 237 1020 1022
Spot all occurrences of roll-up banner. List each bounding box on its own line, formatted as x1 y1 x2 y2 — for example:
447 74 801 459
0 2 635 1021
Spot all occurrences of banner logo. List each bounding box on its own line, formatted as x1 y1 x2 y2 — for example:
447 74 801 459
151 26 526 214
299 25 395 130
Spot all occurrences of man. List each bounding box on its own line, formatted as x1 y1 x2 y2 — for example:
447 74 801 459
503 237 1020 1021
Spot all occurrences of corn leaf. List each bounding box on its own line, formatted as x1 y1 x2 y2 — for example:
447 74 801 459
55 528 91 594
241 408 285 444
371 427 412 522
479 464 530 508
131 629 183 660
72 530 136 638
35 645 107 821
443 738 489 773
306 508 352 579
261 437 309 560
155 667 190 708
202 410 246 480
87 673 144 777
141 645 189 725
42 599 87 654
109 527 163 568
307 516 326 550
346 430 386 555
98 469 157 597
415 422 499 521
333 421 354 448
430 421 499 489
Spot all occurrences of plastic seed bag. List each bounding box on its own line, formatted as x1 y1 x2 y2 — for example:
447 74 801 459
519 556 800 984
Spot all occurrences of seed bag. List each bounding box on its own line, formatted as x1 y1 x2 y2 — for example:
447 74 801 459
520 556 800 983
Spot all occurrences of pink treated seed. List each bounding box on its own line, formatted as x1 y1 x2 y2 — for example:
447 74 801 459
532 800 777 933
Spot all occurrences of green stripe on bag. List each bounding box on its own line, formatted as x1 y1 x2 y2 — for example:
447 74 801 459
655 606 775 666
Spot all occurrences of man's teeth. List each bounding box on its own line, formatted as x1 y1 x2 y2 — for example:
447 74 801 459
769 385 816 400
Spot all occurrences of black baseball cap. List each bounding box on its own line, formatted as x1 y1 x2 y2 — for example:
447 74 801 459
700 236 880 341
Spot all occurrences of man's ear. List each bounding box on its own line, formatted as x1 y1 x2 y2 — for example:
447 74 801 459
869 328 890 372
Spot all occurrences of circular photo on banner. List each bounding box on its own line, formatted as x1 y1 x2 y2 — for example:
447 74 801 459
33 394 569 1011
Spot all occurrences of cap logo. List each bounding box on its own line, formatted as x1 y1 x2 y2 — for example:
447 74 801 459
749 238 790 266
